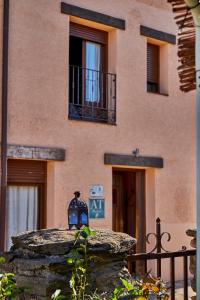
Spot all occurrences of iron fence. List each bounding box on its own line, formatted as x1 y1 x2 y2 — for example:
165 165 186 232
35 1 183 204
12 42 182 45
69 65 116 124
127 218 196 300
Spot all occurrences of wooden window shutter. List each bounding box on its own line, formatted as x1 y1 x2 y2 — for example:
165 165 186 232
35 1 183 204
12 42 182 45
8 159 46 184
70 22 108 44
147 43 159 92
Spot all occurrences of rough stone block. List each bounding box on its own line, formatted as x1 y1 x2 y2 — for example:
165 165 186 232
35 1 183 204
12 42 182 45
1 228 136 299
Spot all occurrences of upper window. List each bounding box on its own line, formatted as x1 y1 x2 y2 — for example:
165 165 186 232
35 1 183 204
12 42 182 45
147 43 159 93
69 22 116 124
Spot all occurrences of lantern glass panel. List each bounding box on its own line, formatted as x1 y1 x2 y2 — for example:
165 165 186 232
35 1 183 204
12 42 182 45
80 212 88 224
69 209 78 225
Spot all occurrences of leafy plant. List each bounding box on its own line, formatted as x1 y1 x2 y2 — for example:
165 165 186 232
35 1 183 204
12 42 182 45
111 275 169 300
52 226 100 300
0 257 23 300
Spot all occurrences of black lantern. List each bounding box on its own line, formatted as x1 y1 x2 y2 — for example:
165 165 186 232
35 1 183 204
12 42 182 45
68 191 89 230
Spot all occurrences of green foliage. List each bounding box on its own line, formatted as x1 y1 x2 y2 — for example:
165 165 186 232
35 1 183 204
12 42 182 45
111 276 169 300
0 258 5 265
0 257 23 300
69 226 96 300
52 226 100 300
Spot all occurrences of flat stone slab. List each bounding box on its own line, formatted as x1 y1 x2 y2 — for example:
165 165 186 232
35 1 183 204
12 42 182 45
12 228 136 255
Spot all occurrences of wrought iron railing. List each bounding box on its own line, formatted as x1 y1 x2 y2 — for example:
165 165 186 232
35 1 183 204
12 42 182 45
69 65 116 124
128 218 196 300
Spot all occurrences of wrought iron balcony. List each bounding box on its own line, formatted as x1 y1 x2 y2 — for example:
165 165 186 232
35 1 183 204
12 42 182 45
69 65 116 124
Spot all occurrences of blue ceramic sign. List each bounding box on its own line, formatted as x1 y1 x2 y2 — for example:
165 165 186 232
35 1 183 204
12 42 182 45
89 198 105 218
89 185 104 197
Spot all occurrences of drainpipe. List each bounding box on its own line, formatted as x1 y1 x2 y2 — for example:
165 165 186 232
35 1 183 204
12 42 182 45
183 0 200 297
0 0 9 252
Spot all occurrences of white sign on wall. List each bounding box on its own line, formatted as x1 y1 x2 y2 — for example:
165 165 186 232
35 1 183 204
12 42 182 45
89 185 104 198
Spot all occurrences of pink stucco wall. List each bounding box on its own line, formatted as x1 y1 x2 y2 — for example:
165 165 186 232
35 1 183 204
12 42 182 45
0 0 196 279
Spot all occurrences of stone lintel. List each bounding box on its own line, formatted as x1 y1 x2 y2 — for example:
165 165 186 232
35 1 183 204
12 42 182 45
104 153 163 168
61 2 126 30
140 25 176 44
7 144 65 161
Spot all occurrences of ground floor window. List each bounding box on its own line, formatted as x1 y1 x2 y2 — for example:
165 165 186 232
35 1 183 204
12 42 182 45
6 185 39 249
5 159 46 250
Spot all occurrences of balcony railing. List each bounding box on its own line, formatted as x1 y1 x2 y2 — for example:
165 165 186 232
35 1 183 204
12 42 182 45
69 65 116 124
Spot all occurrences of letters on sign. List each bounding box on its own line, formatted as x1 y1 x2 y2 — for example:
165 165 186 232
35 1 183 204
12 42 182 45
89 198 105 218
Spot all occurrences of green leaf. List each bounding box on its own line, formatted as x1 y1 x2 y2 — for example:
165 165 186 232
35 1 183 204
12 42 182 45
70 248 82 259
51 289 61 299
69 274 75 289
56 296 68 300
80 231 88 239
81 226 96 237
75 259 84 266
51 290 69 300
113 286 123 295
120 278 134 291
81 226 91 238
5 273 15 278
74 231 81 239
66 258 73 265
0 257 5 264
78 267 86 273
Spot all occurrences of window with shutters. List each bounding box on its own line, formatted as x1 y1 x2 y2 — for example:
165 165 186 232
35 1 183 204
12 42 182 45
5 159 47 249
147 43 160 93
69 22 116 124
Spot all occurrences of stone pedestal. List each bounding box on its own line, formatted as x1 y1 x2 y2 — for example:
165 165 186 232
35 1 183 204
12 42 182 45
0 228 136 299
186 228 196 300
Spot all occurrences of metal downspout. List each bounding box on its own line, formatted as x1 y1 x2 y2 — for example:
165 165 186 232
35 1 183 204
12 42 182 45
0 0 9 251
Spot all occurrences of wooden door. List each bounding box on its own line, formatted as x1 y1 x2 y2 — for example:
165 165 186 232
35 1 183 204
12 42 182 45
112 172 125 233
124 172 136 237
112 170 146 274
112 170 146 249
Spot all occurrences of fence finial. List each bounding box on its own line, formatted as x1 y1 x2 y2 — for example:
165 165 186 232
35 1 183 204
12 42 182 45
146 218 171 253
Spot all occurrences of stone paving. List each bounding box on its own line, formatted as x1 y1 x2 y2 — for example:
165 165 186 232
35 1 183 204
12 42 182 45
174 281 195 299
